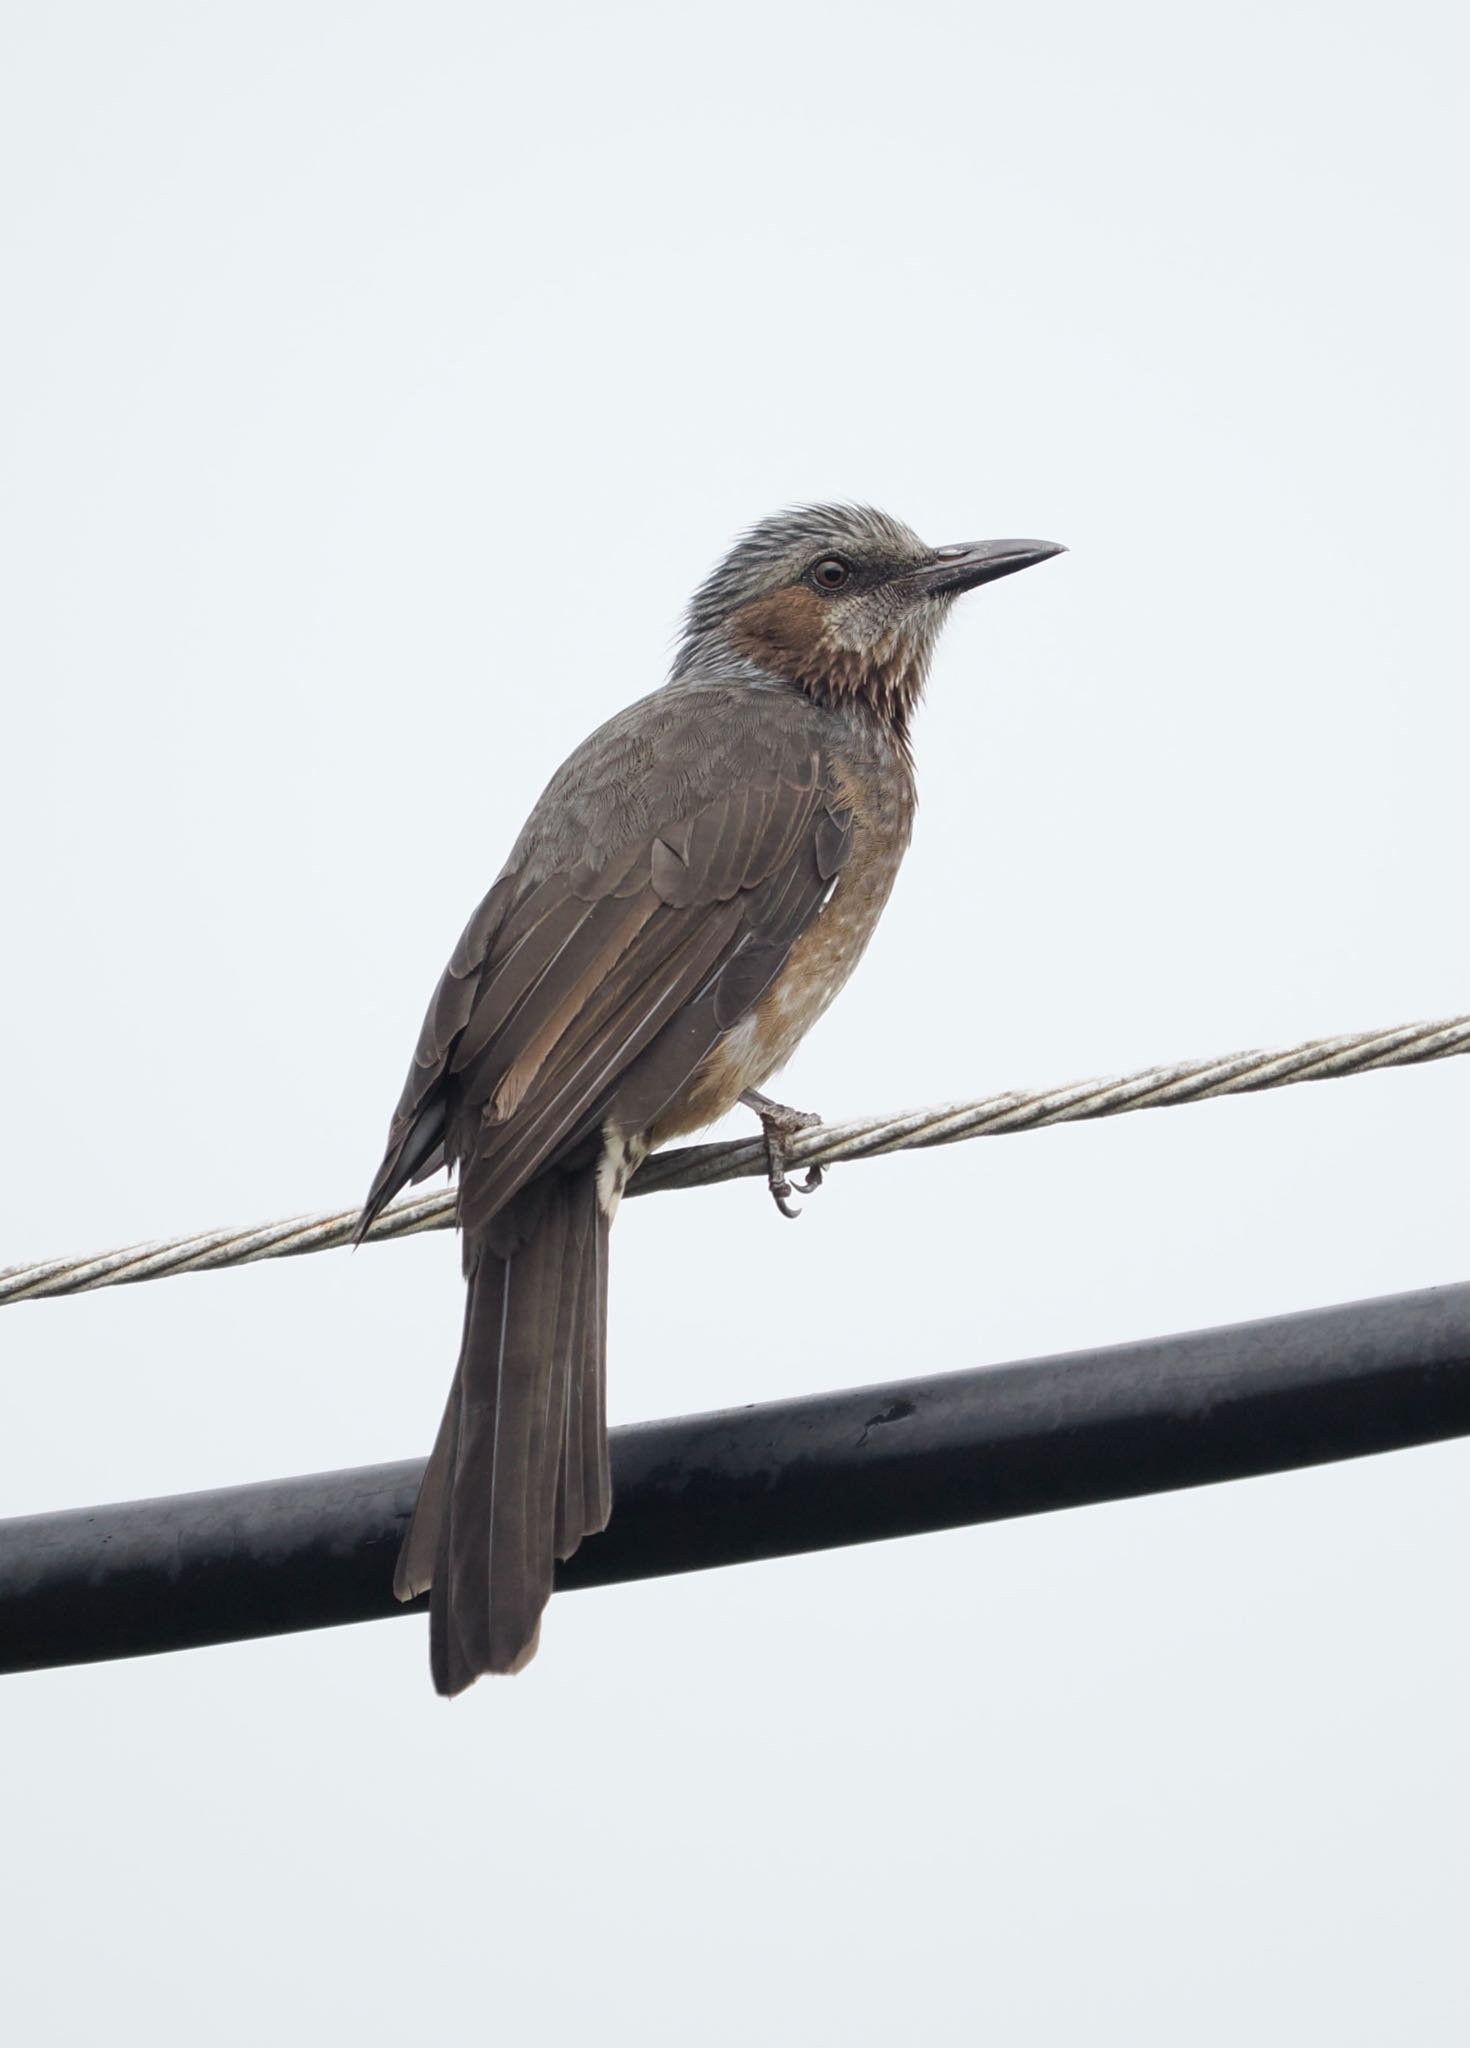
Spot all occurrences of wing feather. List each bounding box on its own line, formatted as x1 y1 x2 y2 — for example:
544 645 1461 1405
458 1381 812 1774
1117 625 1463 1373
458 898 746 1231
362 711 855 1240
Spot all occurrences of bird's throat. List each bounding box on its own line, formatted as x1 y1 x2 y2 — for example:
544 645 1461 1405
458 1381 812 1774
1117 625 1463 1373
727 587 930 739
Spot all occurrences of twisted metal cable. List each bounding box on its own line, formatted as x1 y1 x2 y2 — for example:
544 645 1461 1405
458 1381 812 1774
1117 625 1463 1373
3 1014 1467 1309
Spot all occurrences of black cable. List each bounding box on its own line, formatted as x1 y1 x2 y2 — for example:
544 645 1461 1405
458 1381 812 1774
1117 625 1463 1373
5 1280 1470 1676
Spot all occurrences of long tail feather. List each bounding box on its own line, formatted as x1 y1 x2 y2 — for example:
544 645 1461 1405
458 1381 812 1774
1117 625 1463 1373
395 1165 610 1694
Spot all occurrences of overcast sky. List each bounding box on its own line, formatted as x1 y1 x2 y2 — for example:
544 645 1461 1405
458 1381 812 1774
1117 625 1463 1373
4 4 1470 2041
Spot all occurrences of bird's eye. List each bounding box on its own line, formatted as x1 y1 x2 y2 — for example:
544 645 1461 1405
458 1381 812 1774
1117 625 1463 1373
810 556 851 591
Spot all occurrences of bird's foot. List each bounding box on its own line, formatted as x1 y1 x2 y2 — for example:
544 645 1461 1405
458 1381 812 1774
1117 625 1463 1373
740 1089 825 1220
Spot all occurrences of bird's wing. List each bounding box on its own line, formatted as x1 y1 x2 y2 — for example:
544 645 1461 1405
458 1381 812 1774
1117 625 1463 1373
360 692 853 1238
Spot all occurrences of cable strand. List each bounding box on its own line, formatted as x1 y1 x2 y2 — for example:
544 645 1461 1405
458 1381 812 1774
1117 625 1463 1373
3 1013 1466 1308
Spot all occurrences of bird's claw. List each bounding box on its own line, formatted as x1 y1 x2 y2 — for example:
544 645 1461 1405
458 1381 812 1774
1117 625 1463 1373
771 1161 824 1220
740 1091 824 1221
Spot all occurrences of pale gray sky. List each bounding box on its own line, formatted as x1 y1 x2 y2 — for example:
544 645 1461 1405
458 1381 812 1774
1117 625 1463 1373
4 3 1470 2041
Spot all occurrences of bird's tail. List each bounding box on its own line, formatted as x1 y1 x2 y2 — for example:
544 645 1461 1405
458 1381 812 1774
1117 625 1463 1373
393 1167 611 1693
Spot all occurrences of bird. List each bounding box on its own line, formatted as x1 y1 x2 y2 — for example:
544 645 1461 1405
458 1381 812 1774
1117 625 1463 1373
359 504 1064 1694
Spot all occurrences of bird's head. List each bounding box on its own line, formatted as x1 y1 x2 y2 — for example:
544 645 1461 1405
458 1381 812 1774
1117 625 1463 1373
674 504 1064 737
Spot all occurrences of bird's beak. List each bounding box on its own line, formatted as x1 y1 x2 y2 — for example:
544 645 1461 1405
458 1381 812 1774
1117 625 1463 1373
909 538 1067 597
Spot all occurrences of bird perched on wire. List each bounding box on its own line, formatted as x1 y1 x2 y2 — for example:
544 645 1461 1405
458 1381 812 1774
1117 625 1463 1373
359 504 1064 1694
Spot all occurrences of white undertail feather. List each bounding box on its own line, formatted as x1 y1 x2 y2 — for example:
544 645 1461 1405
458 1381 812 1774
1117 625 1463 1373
596 1129 649 1221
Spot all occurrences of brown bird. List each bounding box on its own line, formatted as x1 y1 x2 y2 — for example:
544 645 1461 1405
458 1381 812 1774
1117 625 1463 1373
360 505 1064 1693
